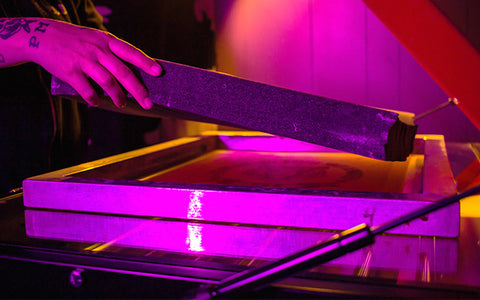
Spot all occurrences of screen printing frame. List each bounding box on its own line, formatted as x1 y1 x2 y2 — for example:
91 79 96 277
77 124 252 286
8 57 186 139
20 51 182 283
23 132 458 237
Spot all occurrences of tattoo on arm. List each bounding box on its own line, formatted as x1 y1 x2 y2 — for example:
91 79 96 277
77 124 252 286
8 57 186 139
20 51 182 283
29 36 40 48
0 19 36 39
34 22 50 33
0 18 50 49
0 54 5 63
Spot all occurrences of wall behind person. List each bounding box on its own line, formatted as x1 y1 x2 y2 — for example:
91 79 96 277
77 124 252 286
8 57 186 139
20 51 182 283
214 0 480 142
94 0 215 68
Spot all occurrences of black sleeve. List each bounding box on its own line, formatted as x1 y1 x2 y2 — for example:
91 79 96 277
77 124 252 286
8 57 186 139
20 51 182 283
74 0 106 30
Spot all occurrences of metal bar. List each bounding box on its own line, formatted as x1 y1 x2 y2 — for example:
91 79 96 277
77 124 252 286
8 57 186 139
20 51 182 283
209 224 374 298
413 98 459 121
0 244 234 284
206 184 480 298
0 187 23 202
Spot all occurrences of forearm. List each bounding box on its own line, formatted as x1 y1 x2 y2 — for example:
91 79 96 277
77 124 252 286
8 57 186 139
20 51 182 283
0 18 50 67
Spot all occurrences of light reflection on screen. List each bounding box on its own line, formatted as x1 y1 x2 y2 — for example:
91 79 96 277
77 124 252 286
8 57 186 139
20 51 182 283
186 190 205 251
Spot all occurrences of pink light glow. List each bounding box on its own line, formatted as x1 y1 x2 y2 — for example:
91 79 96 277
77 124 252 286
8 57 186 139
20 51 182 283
215 0 312 91
186 190 205 251
186 224 205 252
214 0 478 141
187 190 204 220
24 209 458 271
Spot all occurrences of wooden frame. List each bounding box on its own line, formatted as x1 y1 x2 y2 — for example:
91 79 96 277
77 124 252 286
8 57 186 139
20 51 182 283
23 132 458 237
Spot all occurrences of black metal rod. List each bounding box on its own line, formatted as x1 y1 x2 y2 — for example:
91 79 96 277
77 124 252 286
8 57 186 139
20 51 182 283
0 187 23 202
210 184 480 298
211 224 374 298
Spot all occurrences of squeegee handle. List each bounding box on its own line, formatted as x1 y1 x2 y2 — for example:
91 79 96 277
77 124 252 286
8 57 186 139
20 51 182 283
211 223 374 298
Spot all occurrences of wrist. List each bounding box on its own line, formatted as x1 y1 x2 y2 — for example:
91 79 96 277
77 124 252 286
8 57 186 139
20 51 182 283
0 18 53 67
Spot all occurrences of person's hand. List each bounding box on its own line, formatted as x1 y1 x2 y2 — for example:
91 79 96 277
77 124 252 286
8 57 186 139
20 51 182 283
1 18 161 109
32 19 162 109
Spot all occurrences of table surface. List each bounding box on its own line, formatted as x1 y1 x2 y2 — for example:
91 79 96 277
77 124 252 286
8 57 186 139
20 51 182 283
1 142 479 298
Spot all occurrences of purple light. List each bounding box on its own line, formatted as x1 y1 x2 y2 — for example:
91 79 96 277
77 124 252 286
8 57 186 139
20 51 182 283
187 190 205 220
186 190 205 252
25 209 458 272
187 224 205 252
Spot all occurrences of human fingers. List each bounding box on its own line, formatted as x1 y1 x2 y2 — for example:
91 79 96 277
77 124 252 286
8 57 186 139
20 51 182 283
83 60 128 108
108 37 162 77
98 52 152 109
68 73 100 107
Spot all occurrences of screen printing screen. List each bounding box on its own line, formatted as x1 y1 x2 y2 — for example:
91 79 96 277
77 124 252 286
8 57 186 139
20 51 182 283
141 150 419 193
